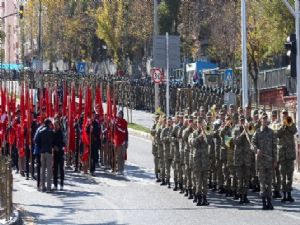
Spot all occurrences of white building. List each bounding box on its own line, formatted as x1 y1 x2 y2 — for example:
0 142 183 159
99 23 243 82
0 0 20 65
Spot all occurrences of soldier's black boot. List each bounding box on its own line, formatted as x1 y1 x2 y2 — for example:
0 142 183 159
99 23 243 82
262 197 268 210
173 182 178 191
201 195 209 206
212 184 217 192
167 179 171 188
267 197 274 210
155 173 161 183
188 188 193 199
184 189 189 197
239 195 244 204
193 190 197 203
243 194 250 204
286 192 295 202
208 179 213 189
179 184 184 193
272 190 281 199
233 191 239 200
160 179 166 186
281 192 287 203
196 194 202 206
218 186 225 194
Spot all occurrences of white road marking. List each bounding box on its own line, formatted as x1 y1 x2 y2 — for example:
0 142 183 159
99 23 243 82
282 213 300 220
129 134 152 143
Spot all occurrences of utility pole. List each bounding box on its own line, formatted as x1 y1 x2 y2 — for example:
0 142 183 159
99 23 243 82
166 32 169 117
295 0 300 131
282 0 300 131
154 0 159 111
38 0 42 71
241 0 248 109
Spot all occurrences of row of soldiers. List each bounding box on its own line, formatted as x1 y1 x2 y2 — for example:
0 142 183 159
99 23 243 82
151 104 297 209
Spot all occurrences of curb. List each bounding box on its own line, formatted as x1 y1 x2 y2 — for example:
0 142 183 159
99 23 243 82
128 128 151 140
4 207 21 225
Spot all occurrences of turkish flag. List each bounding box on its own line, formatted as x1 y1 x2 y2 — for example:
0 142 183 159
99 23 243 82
113 118 128 147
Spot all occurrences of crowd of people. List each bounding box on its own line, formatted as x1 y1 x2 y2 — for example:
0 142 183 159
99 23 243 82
0 82 129 193
151 104 297 210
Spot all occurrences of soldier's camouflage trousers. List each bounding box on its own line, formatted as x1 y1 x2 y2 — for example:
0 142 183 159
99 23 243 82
190 154 196 190
172 144 180 183
236 165 250 195
179 150 185 185
210 151 217 185
152 145 160 175
280 159 294 192
184 149 192 189
158 144 165 179
195 170 209 196
272 164 281 192
258 167 273 198
223 162 237 192
164 145 172 181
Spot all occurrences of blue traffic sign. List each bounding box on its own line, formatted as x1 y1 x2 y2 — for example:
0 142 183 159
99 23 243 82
77 62 86 73
225 69 233 81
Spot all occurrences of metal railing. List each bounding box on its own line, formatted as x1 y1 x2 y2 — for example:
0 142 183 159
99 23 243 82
0 157 13 221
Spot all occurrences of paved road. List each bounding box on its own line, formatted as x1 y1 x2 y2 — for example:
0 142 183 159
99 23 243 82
13 134 300 225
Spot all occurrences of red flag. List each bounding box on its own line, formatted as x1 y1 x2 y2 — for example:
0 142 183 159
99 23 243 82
78 86 83 117
45 87 50 117
106 85 112 120
54 84 59 115
113 92 117 119
95 85 104 119
68 85 76 152
63 82 68 117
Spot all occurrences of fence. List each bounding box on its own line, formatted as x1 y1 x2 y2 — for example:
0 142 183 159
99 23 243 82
0 157 13 221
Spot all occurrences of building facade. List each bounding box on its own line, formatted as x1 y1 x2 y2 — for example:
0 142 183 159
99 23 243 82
0 0 20 65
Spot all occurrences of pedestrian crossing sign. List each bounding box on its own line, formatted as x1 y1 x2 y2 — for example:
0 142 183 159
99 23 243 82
77 62 86 74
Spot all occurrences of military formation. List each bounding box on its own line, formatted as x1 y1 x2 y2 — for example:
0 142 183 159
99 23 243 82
151 104 297 210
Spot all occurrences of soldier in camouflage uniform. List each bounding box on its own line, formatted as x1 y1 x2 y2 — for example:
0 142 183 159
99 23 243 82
214 110 225 193
205 111 216 189
191 116 210 206
171 113 183 191
161 116 173 188
189 112 198 201
150 113 161 182
182 115 195 199
157 115 166 185
277 109 297 202
251 109 261 192
220 115 235 197
232 115 252 204
269 110 282 199
178 114 188 193
252 113 277 210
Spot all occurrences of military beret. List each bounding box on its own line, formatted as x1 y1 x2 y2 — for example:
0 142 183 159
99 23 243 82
282 109 288 114
261 113 268 119
253 109 259 116
206 111 212 117
192 111 198 118
197 116 203 123
178 112 184 117
271 110 277 116
225 115 232 120
239 115 245 120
